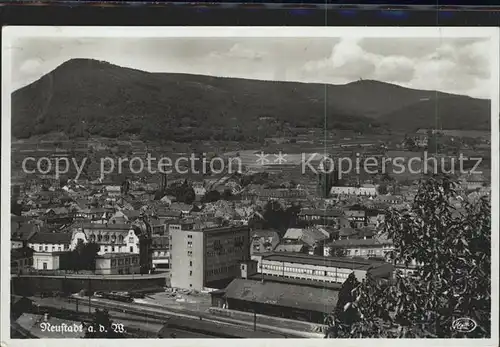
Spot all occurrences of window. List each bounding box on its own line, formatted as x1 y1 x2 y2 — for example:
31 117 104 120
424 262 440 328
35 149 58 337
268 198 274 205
188 234 193 239
44 246 48 251
39 245 42 251
43 262 47 270
187 241 192 248
104 247 108 252
189 270 193 276
189 261 193 267
97 235 103 242
129 246 134 252
189 284 193 288
111 246 115 252
188 251 193 256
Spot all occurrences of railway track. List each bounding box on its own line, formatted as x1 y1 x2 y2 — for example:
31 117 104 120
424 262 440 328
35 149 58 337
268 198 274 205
67 296 321 338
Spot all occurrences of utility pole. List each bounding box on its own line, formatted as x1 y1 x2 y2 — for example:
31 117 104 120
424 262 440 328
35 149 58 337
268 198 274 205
253 311 257 331
88 277 91 314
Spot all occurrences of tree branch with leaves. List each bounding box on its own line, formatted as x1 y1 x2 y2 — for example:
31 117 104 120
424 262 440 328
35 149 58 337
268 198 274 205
325 176 491 338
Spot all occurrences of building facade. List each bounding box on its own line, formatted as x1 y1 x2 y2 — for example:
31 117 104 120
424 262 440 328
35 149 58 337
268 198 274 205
95 253 140 275
252 252 393 285
70 219 152 273
32 251 70 270
28 232 72 253
11 247 34 274
250 229 280 255
324 238 394 258
169 223 250 290
70 223 140 254
151 235 170 269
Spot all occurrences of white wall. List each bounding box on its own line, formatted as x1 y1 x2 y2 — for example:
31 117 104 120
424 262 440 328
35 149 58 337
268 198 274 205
29 243 68 252
33 253 59 270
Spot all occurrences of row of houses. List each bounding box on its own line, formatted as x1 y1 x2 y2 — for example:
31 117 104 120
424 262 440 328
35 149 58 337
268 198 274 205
250 224 391 259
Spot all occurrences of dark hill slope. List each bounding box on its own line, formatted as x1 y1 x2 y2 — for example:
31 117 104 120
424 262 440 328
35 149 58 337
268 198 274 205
11 59 491 141
379 95 491 130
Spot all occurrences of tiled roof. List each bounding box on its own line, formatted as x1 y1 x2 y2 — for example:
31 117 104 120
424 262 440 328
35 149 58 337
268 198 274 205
298 209 343 217
80 223 131 230
123 210 141 218
251 229 280 239
89 208 110 213
274 243 305 252
29 232 72 245
170 203 192 211
11 224 38 241
338 227 357 236
46 207 69 215
224 278 338 313
357 227 376 237
344 210 365 217
157 209 182 217
283 228 304 239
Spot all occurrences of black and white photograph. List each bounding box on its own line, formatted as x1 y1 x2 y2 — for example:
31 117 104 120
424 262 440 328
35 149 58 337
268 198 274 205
1 26 499 344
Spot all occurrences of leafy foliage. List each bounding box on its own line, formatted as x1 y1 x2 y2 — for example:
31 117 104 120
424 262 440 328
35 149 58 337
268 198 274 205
66 241 99 272
377 183 388 195
260 201 301 234
329 247 348 258
166 180 195 204
325 273 361 337
326 176 491 338
202 190 222 203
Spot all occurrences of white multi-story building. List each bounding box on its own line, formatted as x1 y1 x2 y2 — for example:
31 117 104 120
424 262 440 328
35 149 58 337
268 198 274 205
251 252 393 284
70 222 142 255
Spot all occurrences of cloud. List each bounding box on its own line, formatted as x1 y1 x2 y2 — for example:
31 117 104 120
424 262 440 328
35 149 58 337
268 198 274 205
210 43 266 61
303 38 376 80
375 56 415 82
10 36 492 99
301 37 491 98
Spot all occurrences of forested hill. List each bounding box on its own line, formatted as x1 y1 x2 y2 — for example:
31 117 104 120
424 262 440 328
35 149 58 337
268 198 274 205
11 58 491 142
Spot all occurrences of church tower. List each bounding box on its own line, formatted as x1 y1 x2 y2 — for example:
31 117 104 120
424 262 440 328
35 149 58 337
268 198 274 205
317 154 337 198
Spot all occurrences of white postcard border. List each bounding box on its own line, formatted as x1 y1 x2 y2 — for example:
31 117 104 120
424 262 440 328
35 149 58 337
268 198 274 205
1 26 499 347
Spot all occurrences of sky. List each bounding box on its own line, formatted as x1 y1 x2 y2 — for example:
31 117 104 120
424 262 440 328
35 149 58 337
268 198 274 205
9 36 492 98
